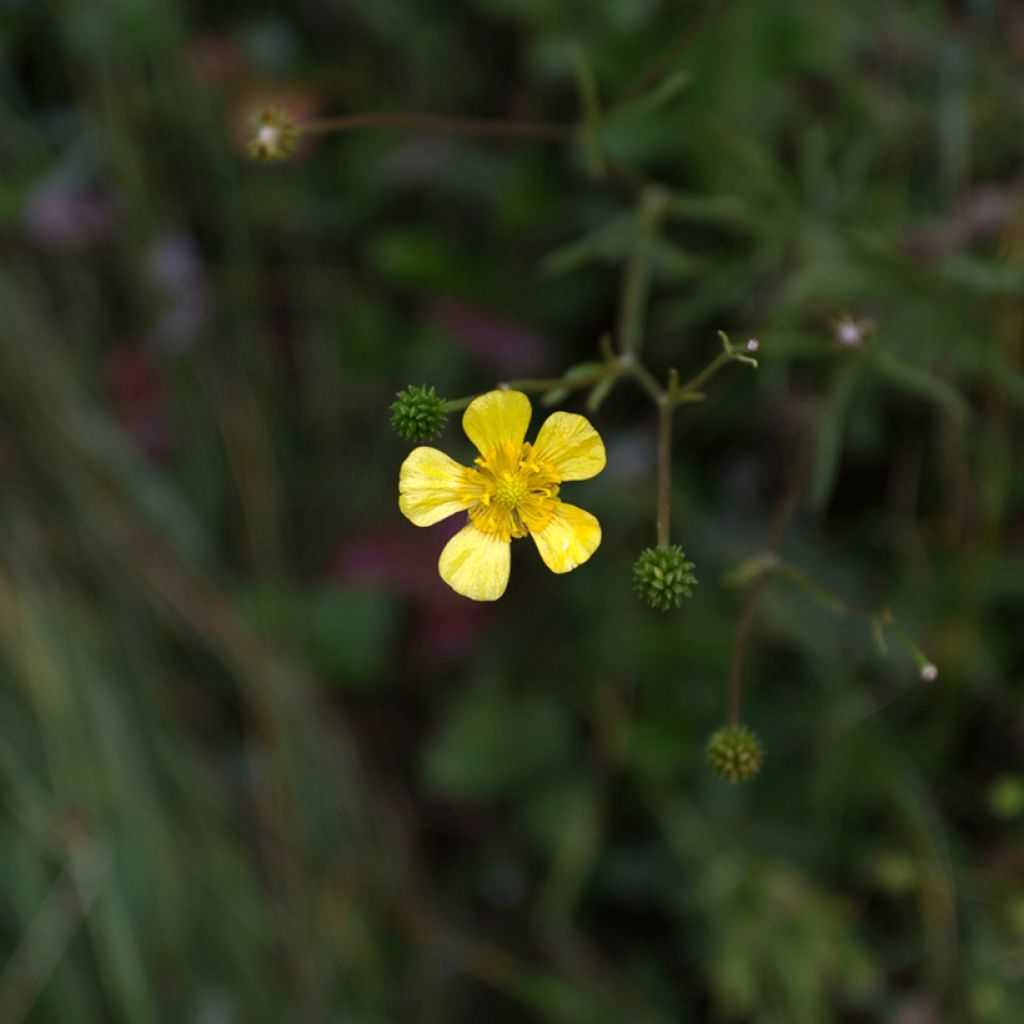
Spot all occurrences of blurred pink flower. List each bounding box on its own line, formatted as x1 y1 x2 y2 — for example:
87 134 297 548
901 183 1019 260
334 524 490 665
146 233 211 356
24 177 116 249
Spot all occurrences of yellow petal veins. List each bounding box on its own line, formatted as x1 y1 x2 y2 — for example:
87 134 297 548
399 446 472 526
530 501 601 574
463 390 532 460
532 411 606 482
439 524 511 601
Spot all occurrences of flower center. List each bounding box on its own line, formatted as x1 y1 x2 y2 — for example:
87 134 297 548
463 442 561 540
494 475 527 508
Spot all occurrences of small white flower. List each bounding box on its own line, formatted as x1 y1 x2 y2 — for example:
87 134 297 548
833 315 874 348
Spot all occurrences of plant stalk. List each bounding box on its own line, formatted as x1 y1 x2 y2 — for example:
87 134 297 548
656 398 673 548
301 112 574 142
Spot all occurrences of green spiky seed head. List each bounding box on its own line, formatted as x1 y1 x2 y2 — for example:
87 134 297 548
391 385 448 442
632 545 697 610
705 725 763 783
247 106 299 162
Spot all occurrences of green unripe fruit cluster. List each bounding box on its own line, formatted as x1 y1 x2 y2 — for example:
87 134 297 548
705 725 763 783
391 385 448 442
633 545 697 610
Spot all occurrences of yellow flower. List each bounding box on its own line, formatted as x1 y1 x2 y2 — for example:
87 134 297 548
398 390 606 601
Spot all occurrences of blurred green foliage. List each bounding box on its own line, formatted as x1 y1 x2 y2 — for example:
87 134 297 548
1 1 1023 1022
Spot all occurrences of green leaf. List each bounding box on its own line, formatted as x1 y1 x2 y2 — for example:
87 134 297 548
870 350 969 423
665 193 753 227
563 360 604 381
365 229 480 292
586 374 617 413
541 215 632 276
612 69 693 117
569 43 606 179
305 588 398 690
939 255 1024 295
541 386 570 406
809 359 862 511
422 687 577 800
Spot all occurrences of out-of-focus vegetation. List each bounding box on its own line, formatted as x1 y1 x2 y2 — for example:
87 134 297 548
2 1 1023 1021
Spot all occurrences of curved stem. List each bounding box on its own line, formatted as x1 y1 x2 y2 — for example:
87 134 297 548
623 357 666 404
673 333 757 406
500 367 612 392
301 112 574 142
675 349 733 402
443 359 628 412
724 439 812 725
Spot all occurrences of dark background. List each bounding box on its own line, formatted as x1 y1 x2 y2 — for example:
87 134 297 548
1 1 1023 1021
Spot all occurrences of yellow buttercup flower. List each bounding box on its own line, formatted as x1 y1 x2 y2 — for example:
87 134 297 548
398 390 606 601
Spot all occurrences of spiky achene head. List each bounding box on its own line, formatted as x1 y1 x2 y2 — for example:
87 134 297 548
705 725 764 783
633 545 697 610
391 385 448 443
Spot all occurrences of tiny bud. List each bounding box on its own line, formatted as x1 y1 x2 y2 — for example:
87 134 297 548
833 315 874 349
705 725 763 783
632 546 697 611
246 106 299 163
920 663 938 682
746 338 760 352
390 384 448 442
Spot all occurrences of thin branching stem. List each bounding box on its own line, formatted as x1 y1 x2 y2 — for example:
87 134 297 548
724 441 812 724
623 356 666 404
675 349 734 401
301 112 574 142
674 333 757 406
728 580 764 727
443 359 629 412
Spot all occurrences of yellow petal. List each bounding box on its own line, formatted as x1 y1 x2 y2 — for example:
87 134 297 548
530 501 601 574
463 390 532 459
532 411 606 481
399 447 470 526
438 524 511 601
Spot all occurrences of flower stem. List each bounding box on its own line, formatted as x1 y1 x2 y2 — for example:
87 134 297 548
623 356 665 404
728 581 765 727
675 349 732 400
300 112 574 142
656 398 673 548
723 443 811 726
772 561 855 616
673 332 757 406
773 562 934 670
443 359 628 412
727 554 937 679
500 367 614 392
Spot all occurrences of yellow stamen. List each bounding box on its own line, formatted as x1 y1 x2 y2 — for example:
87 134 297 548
463 442 561 541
